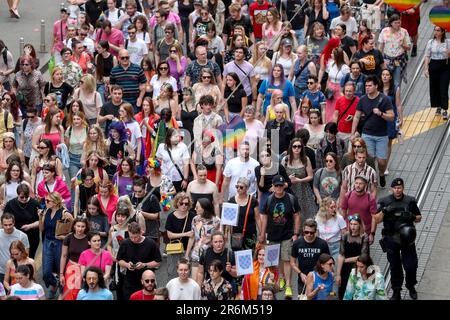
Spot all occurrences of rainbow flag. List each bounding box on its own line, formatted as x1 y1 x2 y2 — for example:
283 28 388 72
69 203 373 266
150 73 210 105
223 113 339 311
385 0 420 12
429 6 450 32
218 115 247 149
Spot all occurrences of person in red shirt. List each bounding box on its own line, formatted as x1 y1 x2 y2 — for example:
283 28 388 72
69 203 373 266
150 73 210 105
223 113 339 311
249 0 272 41
129 269 156 300
333 81 359 151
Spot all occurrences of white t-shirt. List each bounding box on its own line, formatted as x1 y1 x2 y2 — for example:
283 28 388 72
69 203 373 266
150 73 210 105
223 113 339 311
316 214 347 243
156 143 190 182
150 75 178 100
327 60 350 84
0 229 29 274
105 8 124 27
223 157 260 198
10 282 45 300
136 31 151 45
330 16 358 37
66 37 96 55
166 278 201 300
124 121 143 150
126 38 148 66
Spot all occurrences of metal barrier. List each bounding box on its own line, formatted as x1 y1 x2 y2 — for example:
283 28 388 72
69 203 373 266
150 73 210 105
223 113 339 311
40 19 47 53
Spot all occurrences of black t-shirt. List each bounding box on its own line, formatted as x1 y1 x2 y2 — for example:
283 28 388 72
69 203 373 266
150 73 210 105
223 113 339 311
63 233 90 263
165 211 196 250
116 237 162 286
224 87 246 113
291 237 330 280
85 0 108 24
44 82 74 109
228 196 258 236
99 100 123 134
284 0 309 30
340 36 355 60
199 247 236 283
4 198 40 230
254 163 291 193
129 193 161 239
262 193 301 242
353 49 384 77
222 15 254 39
356 93 393 137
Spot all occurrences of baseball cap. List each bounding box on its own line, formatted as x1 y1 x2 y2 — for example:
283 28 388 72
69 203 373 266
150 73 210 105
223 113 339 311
354 175 368 183
281 38 293 47
272 175 285 186
391 178 404 188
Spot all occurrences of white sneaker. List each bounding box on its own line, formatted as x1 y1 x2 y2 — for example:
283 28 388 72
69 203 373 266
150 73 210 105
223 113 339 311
384 169 389 176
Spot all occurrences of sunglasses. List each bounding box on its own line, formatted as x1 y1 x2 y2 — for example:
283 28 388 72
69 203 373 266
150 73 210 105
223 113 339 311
21 63 30 66
235 185 246 190
2 98 11 102
27 114 36 118
37 145 48 149
202 76 211 79
352 144 362 148
18 195 28 200
120 56 130 60
325 159 334 163
303 230 315 235
45 199 53 203
170 50 177 53
44 99 51 103
180 202 190 206
79 33 87 36
144 279 156 284
348 214 361 222
307 82 315 85
292 145 302 149
159 67 168 70
128 31 136 35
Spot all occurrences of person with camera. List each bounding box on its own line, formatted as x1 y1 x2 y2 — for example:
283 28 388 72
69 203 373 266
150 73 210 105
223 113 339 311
373 178 421 300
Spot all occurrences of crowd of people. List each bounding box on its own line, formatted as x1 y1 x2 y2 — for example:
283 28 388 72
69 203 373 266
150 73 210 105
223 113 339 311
0 0 446 301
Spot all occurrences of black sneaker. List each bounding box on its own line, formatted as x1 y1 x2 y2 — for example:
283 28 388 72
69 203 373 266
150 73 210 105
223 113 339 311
409 287 418 300
380 175 386 188
411 45 417 57
390 290 401 300
436 107 442 116
443 111 449 121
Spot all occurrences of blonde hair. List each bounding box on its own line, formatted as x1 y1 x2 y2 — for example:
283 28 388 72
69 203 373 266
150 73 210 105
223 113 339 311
46 191 65 209
51 66 63 81
85 124 107 157
81 74 96 94
316 197 336 223
250 41 272 71
117 195 134 215
173 192 191 209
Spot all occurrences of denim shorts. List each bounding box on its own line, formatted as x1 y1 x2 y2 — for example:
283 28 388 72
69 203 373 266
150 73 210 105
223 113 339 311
362 134 389 160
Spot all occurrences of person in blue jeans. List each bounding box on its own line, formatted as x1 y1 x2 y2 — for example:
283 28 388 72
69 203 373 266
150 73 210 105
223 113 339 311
38 191 74 299
350 75 394 188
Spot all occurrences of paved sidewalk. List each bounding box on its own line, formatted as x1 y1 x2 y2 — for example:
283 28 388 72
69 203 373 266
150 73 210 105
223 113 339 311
0 0 61 73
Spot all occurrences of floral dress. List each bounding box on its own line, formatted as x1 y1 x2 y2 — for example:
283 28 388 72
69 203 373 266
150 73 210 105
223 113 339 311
201 277 233 300
190 215 221 263
283 159 318 221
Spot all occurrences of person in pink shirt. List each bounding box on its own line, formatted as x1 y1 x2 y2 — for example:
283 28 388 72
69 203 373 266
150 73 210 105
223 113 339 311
79 232 114 279
149 0 183 44
95 20 125 57
340 175 377 245
52 8 69 64
37 163 71 211
96 180 119 224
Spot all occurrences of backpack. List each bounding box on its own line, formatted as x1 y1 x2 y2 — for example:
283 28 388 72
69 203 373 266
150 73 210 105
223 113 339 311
4 110 10 130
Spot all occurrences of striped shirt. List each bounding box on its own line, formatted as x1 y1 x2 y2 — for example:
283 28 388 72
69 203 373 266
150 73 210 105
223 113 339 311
110 63 146 102
10 283 45 300
342 162 378 192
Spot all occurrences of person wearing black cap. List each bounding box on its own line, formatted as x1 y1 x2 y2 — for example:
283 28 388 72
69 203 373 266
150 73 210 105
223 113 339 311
259 174 301 298
315 122 346 169
373 177 422 300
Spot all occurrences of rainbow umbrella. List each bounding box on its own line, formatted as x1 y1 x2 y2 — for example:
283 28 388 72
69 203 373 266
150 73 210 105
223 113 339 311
218 115 247 149
384 0 421 12
429 6 450 32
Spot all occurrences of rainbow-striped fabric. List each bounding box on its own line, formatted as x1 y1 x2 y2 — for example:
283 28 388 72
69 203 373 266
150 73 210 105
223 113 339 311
429 6 450 32
384 0 421 12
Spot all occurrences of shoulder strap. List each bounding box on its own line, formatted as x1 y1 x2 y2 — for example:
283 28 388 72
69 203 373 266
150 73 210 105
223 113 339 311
294 60 311 79
337 97 356 123
2 48 8 65
23 118 29 132
241 195 252 237
136 191 155 211
288 193 296 213
4 110 9 129
167 147 184 180
125 39 129 49
181 214 189 233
